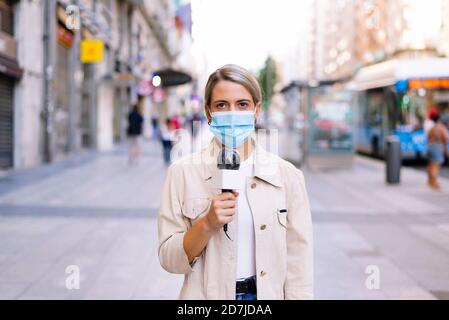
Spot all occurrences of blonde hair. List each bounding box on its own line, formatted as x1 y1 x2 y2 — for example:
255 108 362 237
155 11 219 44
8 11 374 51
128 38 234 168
204 64 262 108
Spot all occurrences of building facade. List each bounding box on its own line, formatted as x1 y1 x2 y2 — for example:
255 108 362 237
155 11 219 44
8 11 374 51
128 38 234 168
0 0 189 171
298 0 449 84
0 0 24 169
353 0 448 69
304 0 356 82
442 0 449 58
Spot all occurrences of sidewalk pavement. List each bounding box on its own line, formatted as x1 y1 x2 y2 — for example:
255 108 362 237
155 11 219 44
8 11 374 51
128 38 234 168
0 136 448 300
0 139 180 300
308 156 449 299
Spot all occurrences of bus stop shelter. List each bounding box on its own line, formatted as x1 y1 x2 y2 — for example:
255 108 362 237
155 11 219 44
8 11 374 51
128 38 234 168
304 82 356 171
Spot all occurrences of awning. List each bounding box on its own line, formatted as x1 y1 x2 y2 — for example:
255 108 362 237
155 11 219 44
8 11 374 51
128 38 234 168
153 68 192 87
0 54 23 79
102 72 135 88
353 58 449 91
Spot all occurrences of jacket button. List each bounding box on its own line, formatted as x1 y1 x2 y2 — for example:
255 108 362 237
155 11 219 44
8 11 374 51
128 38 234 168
260 271 267 277
251 183 257 189
260 224 266 230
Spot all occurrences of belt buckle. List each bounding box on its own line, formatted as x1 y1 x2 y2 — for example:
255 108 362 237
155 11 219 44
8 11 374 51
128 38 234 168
236 280 248 294
236 276 256 295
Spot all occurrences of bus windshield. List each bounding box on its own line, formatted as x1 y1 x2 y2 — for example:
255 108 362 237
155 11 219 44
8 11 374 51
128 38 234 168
398 89 449 132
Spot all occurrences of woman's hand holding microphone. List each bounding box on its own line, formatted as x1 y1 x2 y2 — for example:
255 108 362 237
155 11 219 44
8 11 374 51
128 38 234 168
204 192 239 232
183 191 239 264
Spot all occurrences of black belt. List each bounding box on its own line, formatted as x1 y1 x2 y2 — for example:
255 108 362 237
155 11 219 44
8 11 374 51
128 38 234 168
236 276 257 295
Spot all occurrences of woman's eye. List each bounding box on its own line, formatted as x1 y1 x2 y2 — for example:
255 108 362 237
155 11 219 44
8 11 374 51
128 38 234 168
239 103 249 109
216 103 227 109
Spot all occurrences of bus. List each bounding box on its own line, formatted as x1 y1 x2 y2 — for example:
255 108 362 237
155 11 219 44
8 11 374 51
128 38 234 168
352 58 449 159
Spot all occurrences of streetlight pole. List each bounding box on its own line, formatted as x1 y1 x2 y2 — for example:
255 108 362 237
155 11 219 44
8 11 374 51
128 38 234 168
43 0 56 163
89 0 98 149
68 0 81 153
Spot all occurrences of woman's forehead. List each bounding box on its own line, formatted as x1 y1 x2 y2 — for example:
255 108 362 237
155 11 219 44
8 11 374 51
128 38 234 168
211 81 252 101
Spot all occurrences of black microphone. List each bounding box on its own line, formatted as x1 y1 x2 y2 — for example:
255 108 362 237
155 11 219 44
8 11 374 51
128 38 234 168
217 147 240 240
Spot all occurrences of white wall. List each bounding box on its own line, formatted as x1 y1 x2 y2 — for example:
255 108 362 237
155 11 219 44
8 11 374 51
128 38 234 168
96 84 114 151
13 0 44 169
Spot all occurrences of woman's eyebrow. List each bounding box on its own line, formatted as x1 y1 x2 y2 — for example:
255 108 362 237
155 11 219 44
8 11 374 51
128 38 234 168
213 100 228 104
213 99 251 104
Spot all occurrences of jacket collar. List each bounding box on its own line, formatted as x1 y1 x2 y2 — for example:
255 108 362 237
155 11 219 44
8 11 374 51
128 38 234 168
201 136 283 188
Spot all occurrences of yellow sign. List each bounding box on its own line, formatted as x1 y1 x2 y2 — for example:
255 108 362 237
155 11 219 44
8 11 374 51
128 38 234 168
81 39 104 63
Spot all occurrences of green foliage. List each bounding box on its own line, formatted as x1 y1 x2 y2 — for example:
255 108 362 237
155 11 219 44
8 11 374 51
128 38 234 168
257 56 278 110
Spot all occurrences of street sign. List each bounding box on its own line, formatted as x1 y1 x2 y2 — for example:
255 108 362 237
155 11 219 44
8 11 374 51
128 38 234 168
81 39 104 63
137 80 153 97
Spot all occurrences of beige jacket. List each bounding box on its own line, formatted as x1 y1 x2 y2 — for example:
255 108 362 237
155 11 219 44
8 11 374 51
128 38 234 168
157 138 313 300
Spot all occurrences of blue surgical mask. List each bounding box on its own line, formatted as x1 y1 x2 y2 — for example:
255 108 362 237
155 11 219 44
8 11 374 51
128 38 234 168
209 111 255 149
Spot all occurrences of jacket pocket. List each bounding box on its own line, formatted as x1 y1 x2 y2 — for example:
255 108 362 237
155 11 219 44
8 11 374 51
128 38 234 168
277 209 288 228
181 197 211 221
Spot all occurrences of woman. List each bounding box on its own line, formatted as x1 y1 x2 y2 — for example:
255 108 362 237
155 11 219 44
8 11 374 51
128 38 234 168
427 113 449 190
158 118 175 165
158 64 313 300
127 104 144 165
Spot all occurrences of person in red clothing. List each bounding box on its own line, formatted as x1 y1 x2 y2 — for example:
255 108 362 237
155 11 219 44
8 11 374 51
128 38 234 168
170 115 181 130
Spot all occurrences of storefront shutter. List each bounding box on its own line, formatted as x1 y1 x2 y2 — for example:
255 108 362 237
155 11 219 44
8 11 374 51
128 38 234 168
0 74 13 169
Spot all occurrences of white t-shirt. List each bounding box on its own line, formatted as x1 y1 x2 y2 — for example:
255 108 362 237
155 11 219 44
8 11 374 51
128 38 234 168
236 153 256 280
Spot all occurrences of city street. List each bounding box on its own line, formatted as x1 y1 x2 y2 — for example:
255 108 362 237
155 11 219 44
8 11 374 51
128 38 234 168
0 138 448 300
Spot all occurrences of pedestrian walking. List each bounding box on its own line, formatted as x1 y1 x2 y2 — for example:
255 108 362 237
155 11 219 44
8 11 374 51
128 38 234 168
157 64 313 300
151 116 159 139
427 112 449 190
440 104 449 128
424 108 438 135
170 114 182 130
127 104 144 165
189 110 204 138
159 119 175 165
